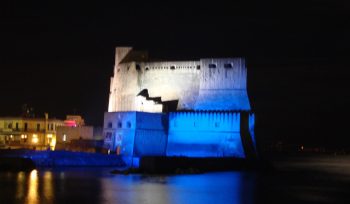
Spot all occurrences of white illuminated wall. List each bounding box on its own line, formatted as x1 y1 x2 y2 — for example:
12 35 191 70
108 47 251 113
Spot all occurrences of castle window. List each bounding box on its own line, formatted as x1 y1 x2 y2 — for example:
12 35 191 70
215 122 220 127
107 122 112 128
16 123 19 130
24 123 28 131
224 63 233 68
105 132 112 140
196 65 201 70
118 122 122 128
136 64 141 71
8 123 12 129
209 64 217 68
145 67 149 71
37 124 40 131
170 65 175 70
127 121 131 128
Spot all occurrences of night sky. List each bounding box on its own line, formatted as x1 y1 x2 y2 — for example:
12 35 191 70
0 1 349 148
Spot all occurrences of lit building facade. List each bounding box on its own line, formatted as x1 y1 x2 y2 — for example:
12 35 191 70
104 47 256 166
0 114 64 150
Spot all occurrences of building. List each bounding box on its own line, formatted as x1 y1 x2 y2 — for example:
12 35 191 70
104 47 256 166
55 115 101 152
0 114 64 150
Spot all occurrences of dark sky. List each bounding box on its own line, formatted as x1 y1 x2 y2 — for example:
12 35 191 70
0 1 349 148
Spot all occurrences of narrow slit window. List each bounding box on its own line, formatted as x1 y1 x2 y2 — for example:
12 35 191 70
208 64 216 68
224 63 233 68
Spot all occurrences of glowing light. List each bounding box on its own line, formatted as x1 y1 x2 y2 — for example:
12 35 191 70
10 135 13 138
47 134 52 138
21 134 25 139
32 134 38 144
63 134 66 142
50 137 56 150
64 120 77 127
27 170 38 203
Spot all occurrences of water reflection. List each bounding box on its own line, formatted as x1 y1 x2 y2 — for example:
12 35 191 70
16 171 25 199
43 171 54 203
6 168 256 204
101 172 254 204
27 170 39 204
2 156 350 204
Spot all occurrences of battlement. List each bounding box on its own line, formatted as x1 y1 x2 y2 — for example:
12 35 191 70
142 61 200 71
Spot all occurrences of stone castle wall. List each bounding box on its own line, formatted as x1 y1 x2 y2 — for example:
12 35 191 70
167 111 245 158
108 47 251 113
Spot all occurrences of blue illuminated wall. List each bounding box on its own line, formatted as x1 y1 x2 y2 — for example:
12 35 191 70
133 112 168 156
103 111 255 166
249 114 257 153
167 112 245 158
103 111 168 166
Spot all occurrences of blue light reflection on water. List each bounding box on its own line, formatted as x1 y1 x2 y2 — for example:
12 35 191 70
0 168 255 204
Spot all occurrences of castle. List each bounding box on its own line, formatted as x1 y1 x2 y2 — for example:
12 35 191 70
104 47 256 166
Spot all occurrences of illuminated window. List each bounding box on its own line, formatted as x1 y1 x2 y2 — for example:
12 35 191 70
32 134 38 144
224 63 233 68
209 64 217 68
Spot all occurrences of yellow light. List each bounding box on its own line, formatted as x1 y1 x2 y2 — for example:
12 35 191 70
50 137 56 150
10 135 13 138
32 134 38 144
28 170 38 203
47 134 53 138
21 134 24 139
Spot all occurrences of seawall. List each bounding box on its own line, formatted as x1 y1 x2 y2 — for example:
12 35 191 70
0 149 125 168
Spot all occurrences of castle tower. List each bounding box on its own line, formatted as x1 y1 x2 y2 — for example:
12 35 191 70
194 58 251 111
